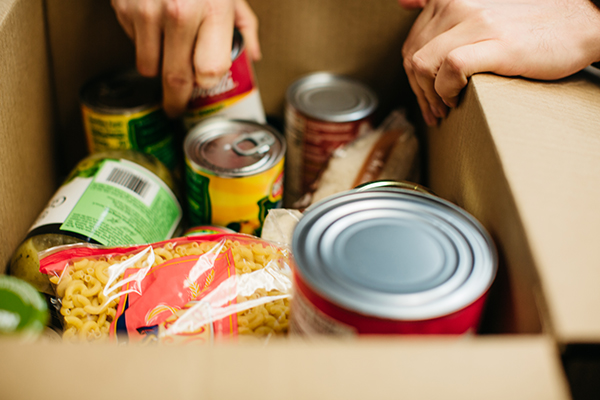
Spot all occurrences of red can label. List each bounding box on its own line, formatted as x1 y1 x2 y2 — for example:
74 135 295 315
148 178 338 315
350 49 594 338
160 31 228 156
284 104 372 205
291 272 488 335
184 46 265 129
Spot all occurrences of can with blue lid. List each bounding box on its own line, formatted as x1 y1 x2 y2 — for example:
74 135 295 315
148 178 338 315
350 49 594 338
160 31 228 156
289 188 497 335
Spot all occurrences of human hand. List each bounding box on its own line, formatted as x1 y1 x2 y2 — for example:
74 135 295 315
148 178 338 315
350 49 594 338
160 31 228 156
399 0 600 126
111 0 261 118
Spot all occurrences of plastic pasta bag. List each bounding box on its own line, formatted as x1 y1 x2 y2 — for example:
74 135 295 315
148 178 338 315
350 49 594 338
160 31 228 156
39 234 292 344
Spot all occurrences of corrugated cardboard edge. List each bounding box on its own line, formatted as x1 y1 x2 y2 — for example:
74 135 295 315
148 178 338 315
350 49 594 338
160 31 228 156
472 72 600 344
0 336 570 400
0 0 57 272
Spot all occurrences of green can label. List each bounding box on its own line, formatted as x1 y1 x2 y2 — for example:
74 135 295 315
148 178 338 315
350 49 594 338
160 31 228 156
82 105 178 171
30 158 182 245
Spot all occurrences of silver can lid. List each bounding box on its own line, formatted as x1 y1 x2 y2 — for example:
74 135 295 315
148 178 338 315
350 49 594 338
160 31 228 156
286 73 378 122
184 118 286 177
292 190 497 321
80 69 161 114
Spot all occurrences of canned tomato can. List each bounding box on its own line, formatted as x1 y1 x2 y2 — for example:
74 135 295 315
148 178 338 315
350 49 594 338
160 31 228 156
80 69 179 171
183 29 266 130
290 189 497 335
184 118 285 236
284 72 378 205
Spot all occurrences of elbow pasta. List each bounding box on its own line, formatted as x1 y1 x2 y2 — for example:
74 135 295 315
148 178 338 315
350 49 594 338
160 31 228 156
45 235 292 343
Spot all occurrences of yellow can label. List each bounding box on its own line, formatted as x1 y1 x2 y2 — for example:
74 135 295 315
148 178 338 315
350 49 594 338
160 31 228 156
185 158 285 236
81 105 177 170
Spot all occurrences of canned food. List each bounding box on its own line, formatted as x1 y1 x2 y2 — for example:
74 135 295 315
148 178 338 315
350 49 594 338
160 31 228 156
9 150 183 295
354 180 435 196
184 118 286 236
80 69 179 171
284 72 378 205
290 189 497 335
184 29 266 130
0 276 48 341
183 225 237 237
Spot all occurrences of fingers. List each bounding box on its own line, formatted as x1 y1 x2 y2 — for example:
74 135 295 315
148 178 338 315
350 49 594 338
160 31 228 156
132 4 162 77
234 0 261 61
436 40 506 107
397 0 428 10
193 8 235 89
161 3 203 118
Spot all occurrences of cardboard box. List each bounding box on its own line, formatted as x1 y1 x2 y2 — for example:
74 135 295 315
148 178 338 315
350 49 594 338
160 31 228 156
3 0 600 398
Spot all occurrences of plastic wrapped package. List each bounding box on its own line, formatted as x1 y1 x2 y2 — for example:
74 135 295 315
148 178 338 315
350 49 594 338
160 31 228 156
260 209 303 246
38 234 292 344
294 108 420 208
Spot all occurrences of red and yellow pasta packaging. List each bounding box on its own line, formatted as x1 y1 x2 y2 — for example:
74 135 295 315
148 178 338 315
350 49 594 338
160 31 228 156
39 234 292 344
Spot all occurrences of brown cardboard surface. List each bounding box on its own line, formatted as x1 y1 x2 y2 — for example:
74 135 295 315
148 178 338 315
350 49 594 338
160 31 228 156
427 78 544 335
0 336 570 400
471 72 600 343
45 0 135 174
0 0 56 272
0 0 586 398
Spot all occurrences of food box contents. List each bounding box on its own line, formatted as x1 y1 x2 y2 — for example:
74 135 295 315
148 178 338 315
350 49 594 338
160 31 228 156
284 72 378 206
184 29 266 130
39 234 292 344
80 69 180 172
0 275 48 341
290 188 497 335
261 209 303 245
9 150 182 295
295 108 420 208
184 118 285 236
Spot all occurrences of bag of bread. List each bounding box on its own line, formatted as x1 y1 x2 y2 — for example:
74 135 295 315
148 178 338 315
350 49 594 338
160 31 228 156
294 109 420 208
39 234 292 344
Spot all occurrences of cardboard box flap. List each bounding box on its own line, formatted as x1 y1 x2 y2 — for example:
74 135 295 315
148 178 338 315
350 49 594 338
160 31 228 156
0 0 57 272
471 72 600 343
0 336 570 400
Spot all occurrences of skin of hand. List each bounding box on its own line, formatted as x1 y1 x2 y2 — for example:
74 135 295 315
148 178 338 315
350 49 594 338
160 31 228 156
398 0 600 126
111 0 261 118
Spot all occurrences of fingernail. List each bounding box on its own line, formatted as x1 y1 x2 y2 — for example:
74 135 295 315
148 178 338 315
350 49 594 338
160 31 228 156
430 105 441 118
424 112 436 127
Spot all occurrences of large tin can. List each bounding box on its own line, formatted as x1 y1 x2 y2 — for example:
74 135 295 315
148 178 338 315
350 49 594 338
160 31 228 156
183 29 266 130
284 72 378 205
184 118 285 236
80 70 179 171
290 189 497 335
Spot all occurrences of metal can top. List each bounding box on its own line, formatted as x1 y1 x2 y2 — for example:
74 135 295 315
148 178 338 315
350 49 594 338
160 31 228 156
354 180 435 196
292 190 497 321
286 72 378 122
80 69 162 114
184 118 286 177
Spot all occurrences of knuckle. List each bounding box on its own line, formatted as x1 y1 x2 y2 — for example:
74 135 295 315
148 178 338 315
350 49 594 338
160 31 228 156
163 71 193 89
165 0 191 24
445 51 467 76
411 53 433 76
403 56 414 73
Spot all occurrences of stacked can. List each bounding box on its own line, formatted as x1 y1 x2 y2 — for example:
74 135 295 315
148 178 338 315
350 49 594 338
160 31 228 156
184 118 285 236
290 187 497 335
80 69 179 172
284 72 378 205
183 29 266 130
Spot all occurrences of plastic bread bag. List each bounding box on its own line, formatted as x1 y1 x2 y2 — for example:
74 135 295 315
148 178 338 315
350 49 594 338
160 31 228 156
38 233 292 344
260 209 303 246
294 108 420 208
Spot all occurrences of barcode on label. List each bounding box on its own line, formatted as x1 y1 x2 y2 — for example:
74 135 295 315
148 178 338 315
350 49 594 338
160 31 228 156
106 168 150 198
95 161 161 207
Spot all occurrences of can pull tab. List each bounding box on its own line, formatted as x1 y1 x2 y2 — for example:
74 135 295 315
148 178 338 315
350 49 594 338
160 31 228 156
232 131 275 156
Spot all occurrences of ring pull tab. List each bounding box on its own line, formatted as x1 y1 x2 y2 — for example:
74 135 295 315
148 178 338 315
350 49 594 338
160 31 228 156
232 131 275 156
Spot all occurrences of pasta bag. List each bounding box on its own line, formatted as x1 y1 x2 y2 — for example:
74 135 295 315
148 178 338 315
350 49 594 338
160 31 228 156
39 234 293 344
